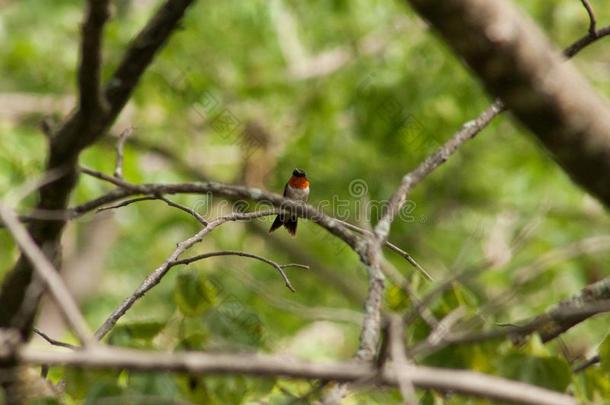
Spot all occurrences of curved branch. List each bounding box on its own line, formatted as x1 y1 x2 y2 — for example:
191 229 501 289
173 249 310 292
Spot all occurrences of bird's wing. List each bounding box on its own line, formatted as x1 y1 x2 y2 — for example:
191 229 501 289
282 183 289 197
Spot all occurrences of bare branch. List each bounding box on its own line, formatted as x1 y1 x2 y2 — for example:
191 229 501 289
319 22 610 402
15 346 576 405
0 0 196 337
375 100 504 244
371 18 610 247
0 204 95 347
579 0 597 36
405 0 610 206
103 0 196 120
334 218 432 280
78 0 110 116
411 299 610 357
173 249 309 292
94 209 284 340
95 193 208 225
113 126 133 179
573 354 600 373
424 306 467 347
156 194 208 225
80 166 138 190
381 262 439 328
74 171 363 255
96 196 158 212
388 316 417 405
564 25 610 57
33 328 78 350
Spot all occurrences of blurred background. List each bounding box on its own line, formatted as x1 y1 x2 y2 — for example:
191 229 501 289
1 0 610 403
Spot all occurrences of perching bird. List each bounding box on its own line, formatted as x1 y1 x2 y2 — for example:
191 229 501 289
269 168 310 236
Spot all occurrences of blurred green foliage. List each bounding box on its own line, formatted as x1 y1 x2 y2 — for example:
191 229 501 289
1 0 610 403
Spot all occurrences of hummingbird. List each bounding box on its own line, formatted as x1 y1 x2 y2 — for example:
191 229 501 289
269 168 310 236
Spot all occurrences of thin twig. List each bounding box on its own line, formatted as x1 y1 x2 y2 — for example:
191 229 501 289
410 299 610 357
374 100 504 244
564 25 610 57
173 249 309 292
94 209 283 340
113 127 133 178
156 194 208 225
80 166 138 190
95 194 208 225
424 306 467 347
335 218 432 280
33 328 78 350
580 0 597 36
96 196 158 212
381 262 438 328
0 204 95 347
573 354 600 373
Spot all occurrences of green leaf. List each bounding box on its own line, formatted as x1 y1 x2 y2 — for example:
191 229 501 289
84 382 123 405
121 320 166 340
495 353 571 392
108 320 166 348
205 375 248 405
174 270 218 317
205 301 264 347
126 372 180 399
246 377 276 397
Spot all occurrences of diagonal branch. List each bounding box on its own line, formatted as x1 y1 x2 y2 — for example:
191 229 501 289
33 328 78 350
410 297 610 357
94 209 286 340
405 0 610 206
0 204 95 347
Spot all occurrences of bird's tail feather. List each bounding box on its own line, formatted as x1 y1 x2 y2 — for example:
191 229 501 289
284 217 297 236
269 215 284 233
268 214 298 236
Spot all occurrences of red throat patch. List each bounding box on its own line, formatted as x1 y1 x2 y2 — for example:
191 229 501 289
288 176 309 189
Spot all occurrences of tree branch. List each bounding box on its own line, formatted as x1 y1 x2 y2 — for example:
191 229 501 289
13 346 575 405
33 328 78 350
319 16 610 398
410 297 610 357
0 0 197 339
113 126 133 179
579 0 596 36
74 170 364 255
174 249 308 287
0 204 94 347
388 315 417 405
405 0 610 206
94 209 289 340
78 0 110 116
